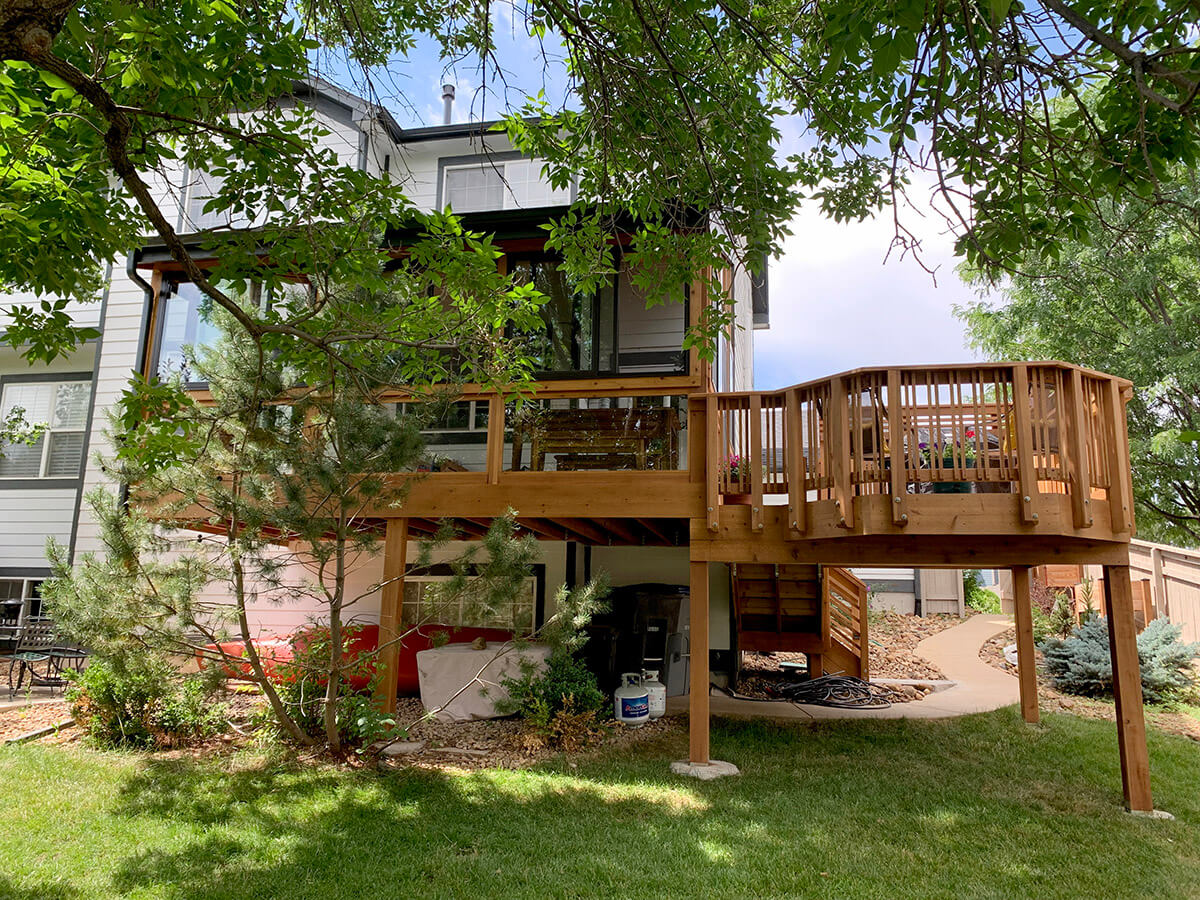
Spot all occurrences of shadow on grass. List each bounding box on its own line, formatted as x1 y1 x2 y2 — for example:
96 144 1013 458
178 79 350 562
100 710 1197 900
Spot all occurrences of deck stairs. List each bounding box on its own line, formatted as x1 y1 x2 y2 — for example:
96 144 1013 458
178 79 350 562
731 563 869 679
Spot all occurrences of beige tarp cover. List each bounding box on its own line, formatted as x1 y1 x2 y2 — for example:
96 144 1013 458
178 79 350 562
416 642 552 723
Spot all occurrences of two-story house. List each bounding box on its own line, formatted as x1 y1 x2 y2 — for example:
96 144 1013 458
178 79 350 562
0 79 1156 811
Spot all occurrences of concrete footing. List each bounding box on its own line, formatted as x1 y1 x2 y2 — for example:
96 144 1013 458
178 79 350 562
1129 808 1175 820
671 759 740 780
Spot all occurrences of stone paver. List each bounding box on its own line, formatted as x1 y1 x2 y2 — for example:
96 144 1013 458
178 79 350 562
669 614 1018 722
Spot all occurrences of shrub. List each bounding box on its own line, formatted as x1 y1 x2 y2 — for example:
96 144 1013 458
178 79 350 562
500 651 608 750
67 659 226 749
963 570 1001 613
1040 617 1200 703
1047 590 1076 639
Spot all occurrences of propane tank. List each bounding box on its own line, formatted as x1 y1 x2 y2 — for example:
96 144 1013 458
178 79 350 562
614 672 649 726
643 670 666 719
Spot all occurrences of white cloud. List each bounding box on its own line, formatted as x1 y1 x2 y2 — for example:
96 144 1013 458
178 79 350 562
754 182 982 389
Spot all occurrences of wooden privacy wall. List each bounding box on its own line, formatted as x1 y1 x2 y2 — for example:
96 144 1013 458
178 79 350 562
1126 540 1200 643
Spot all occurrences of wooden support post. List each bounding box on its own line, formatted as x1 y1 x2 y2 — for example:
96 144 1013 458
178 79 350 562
749 393 764 532
485 396 504 484
887 369 908 526
688 559 710 765
1102 564 1154 812
375 518 409 715
1011 566 1039 724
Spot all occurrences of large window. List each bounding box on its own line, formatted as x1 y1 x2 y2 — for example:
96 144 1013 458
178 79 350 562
443 163 506 213
400 569 539 633
153 280 288 383
510 254 617 376
0 379 89 480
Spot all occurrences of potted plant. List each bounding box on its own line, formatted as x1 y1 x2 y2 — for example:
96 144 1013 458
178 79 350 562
919 430 977 494
723 453 752 505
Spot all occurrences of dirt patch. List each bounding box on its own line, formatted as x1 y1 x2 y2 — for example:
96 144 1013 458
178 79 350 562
3 685 683 770
979 627 1200 743
378 698 682 770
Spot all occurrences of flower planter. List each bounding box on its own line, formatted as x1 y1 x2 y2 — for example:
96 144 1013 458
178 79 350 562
930 458 975 493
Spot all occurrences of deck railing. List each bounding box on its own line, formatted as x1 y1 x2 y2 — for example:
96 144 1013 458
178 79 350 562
704 362 1135 535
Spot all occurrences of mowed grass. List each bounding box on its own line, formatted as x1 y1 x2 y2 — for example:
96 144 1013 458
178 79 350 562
2 709 1199 900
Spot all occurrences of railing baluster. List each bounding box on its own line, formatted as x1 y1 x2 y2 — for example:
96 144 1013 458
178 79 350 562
1066 368 1093 528
1103 377 1135 534
750 393 764 531
707 394 720 531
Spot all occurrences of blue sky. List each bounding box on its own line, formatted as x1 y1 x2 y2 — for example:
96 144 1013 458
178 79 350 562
316 18 981 390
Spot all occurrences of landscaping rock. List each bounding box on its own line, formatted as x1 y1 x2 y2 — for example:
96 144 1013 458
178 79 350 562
380 740 427 757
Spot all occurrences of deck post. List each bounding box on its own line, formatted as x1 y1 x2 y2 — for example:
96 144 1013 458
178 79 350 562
1011 566 1039 724
688 559 710 765
1102 564 1154 812
374 517 409 715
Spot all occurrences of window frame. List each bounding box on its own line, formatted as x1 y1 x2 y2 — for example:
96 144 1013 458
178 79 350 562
0 374 92 484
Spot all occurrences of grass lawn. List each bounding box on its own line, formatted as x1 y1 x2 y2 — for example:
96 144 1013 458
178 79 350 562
2 709 1198 899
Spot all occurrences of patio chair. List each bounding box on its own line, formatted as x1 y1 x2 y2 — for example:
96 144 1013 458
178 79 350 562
6 616 59 698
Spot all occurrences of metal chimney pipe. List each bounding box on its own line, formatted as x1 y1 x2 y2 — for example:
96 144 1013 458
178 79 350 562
441 84 455 125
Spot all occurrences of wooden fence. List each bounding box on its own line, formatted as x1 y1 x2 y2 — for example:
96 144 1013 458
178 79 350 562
1031 542 1200 642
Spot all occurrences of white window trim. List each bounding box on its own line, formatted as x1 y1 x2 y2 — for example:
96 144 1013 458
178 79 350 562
0 378 90 481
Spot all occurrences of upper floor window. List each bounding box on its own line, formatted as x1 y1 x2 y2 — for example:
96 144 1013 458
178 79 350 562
154 280 287 384
443 164 506 213
0 379 90 479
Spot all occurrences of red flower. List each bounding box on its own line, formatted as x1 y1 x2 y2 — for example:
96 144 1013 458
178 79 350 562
965 429 976 439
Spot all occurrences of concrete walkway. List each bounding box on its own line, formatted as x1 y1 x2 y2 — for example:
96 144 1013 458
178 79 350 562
674 614 1019 722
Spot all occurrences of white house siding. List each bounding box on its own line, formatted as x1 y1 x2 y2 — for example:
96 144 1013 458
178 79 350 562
617 268 686 372
0 489 77 569
730 263 755 391
0 289 103 333
857 567 965 617
73 264 150 557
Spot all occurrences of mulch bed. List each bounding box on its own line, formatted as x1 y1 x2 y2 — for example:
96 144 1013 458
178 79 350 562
0 700 76 744
0 686 682 770
979 626 1200 743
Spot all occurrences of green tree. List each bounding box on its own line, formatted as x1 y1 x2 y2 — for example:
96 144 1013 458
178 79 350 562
7 1 1200 374
958 177 1200 545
